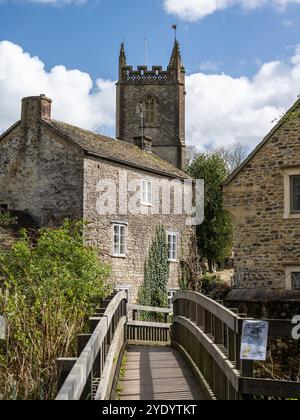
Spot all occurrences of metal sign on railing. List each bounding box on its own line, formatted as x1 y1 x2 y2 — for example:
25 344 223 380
240 320 269 361
0 316 6 340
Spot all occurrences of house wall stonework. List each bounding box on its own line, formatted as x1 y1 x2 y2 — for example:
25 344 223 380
0 123 84 226
224 101 300 295
83 156 195 302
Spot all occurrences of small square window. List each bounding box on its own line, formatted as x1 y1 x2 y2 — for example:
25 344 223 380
141 179 152 206
290 176 300 214
113 224 127 257
291 272 300 290
167 233 178 262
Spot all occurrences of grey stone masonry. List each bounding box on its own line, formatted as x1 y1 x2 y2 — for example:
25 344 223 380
223 98 300 300
116 41 187 170
0 95 195 302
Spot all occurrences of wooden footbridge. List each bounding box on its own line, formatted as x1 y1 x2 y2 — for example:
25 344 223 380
56 291 300 401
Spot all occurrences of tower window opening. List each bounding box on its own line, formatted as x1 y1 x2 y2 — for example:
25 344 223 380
144 95 156 125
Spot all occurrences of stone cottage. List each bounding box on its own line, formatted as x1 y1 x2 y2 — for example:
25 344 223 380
224 98 300 314
0 42 195 302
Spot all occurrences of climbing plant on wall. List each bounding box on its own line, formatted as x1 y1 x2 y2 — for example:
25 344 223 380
139 226 169 313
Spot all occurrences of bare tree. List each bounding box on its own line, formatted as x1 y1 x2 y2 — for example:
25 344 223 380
208 142 250 173
186 145 200 167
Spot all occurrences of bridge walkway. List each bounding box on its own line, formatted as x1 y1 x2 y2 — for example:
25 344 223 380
118 345 206 401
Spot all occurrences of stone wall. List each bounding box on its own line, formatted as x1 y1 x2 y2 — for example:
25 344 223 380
83 156 195 302
224 101 300 294
0 119 84 226
116 68 186 169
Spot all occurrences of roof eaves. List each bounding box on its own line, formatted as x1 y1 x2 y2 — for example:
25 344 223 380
0 121 21 143
85 150 190 180
42 119 190 180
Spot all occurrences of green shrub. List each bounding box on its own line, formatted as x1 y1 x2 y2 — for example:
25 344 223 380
200 273 230 301
0 211 17 228
0 220 111 400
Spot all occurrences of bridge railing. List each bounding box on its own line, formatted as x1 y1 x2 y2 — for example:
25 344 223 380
127 304 172 346
55 293 172 400
172 291 300 400
56 291 127 401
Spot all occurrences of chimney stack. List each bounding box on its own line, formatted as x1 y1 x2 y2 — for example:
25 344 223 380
21 94 52 129
134 135 152 153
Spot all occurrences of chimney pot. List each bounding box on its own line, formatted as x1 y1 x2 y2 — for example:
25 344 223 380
134 135 152 153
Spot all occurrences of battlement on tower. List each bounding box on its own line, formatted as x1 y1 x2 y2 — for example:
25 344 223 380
120 65 175 83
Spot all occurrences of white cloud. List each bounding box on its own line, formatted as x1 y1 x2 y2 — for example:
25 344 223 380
186 47 300 150
1 40 300 153
163 0 300 21
0 41 115 135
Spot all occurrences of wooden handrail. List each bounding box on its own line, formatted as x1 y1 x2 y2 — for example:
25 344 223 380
94 317 127 400
172 291 300 400
128 304 172 315
173 291 238 331
56 291 127 401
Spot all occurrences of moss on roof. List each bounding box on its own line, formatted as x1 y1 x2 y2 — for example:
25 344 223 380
44 119 190 180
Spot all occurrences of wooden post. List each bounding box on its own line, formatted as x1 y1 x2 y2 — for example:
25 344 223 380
89 317 102 333
77 334 91 357
56 358 77 394
214 318 224 345
241 360 254 400
204 310 212 335
227 327 236 363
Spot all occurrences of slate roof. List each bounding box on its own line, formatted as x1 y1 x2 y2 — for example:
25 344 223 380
43 119 190 180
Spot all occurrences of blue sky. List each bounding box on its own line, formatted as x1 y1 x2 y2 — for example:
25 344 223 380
1 0 300 149
1 0 300 79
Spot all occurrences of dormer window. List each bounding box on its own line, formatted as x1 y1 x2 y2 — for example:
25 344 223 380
144 95 156 125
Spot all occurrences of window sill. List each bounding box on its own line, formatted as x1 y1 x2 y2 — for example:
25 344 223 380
284 213 300 219
141 202 153 207
112 255 127 259
168 260 179 264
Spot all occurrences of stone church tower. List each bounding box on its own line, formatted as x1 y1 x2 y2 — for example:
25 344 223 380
116 41 187 169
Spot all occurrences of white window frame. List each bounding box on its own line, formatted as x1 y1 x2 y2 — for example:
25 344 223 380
167 232 179 262
141 179 153 206
283 168 300 219
112 223 127 258
285 266 300 291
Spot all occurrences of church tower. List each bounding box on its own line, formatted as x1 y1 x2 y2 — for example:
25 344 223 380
116 41 186 169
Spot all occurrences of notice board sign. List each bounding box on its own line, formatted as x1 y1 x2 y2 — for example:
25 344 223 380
240 320 269 361
0 316 6 340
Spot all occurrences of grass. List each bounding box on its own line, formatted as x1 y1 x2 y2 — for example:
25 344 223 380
114 354 127 400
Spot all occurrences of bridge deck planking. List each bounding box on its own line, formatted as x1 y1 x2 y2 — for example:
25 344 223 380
118 346 206 401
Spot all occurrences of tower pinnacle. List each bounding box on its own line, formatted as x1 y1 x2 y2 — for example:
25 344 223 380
119 42 127 78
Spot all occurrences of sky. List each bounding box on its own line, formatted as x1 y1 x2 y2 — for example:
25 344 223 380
1 0 300 151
